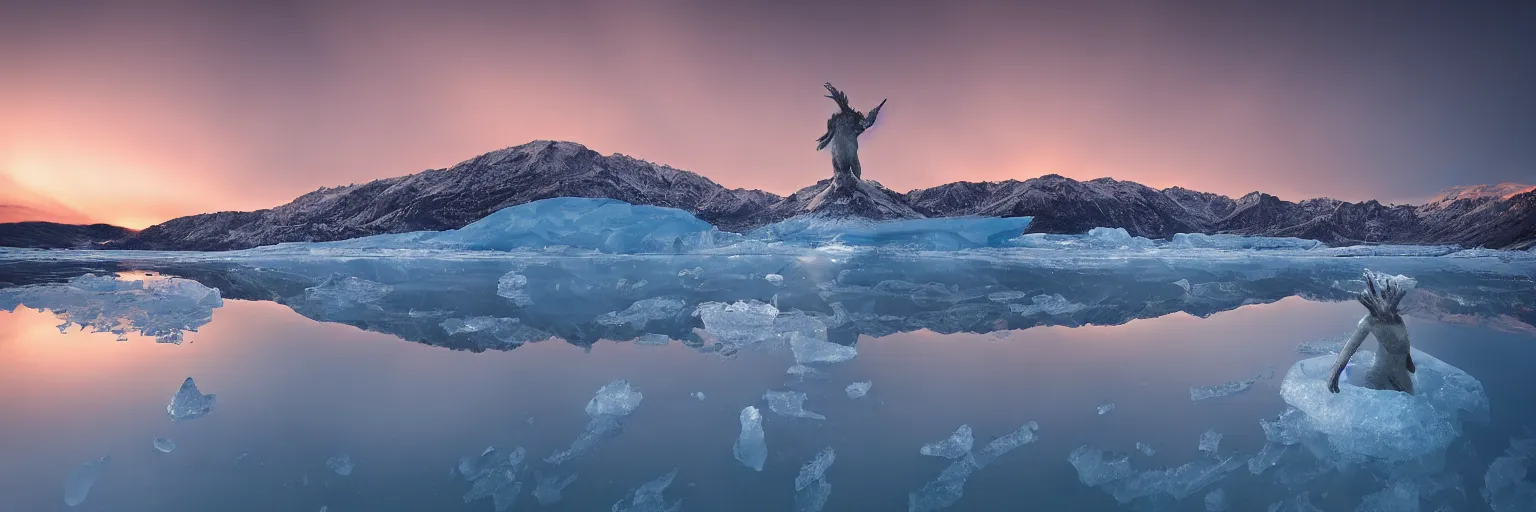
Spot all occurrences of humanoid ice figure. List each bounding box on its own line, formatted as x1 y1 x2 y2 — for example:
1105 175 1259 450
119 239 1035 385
815 83 886 189
1328 269 1417 394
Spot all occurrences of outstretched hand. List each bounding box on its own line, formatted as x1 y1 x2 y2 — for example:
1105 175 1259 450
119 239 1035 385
1327 378 1341 394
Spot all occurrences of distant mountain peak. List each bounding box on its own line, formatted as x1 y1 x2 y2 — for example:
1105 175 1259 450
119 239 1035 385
1430 182 1535 204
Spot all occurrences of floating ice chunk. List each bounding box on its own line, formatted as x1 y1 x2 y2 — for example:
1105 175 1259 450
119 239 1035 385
691 391 706 401
596 297 687 328
1199 430 1222 456
1482 436 1536 512
845 381 872 399
695 300 779 346
1205 488 1228 511
586 379 644 417
1069 446 1135 486
763 390 825 420
678 267 703 278
789 334 856 365
973 422 1040 466
167 377 216 421
153 438 176 453
326 453 354 476
1190 370 1266 401
63 456 110 507
794 447 835 512
1009 294 1086 316
611 468 681 512
734 406 767 471
766 274 784 284
1136 443 1156 456
462 447 527 510
795 446 836 491
547 380 643 464
304 276 391 307
1279 349 1489 462
533 471 578 506
495 271 533 306
235 452 250 465
909 456 979 512
1097 402 1115 415
921 425 975 459
987 290 1028 302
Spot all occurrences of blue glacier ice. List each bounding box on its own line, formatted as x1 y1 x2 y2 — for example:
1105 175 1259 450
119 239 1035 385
747 215 1033 250
274 198 735 254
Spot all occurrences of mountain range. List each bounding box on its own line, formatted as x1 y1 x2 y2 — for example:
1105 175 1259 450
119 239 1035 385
2 140 1532 250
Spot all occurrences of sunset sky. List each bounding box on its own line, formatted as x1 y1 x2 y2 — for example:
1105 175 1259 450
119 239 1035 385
2 0 1534 228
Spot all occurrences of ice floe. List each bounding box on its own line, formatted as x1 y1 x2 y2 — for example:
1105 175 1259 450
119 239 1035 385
734 406 767 471
612 468 681 512
167 377 216 421
763 390 826 420
795 447 836 512
845 381 872 399
920 425 975 459
547 379 643 464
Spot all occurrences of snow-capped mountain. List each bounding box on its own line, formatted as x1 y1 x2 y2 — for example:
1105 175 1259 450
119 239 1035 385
120 141 779 250
3 140 1531 251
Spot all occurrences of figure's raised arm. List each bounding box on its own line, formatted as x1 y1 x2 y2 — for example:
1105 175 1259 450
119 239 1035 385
1328 316 1372 393
823 82 855 114
815 118 835 151
861 98 887 130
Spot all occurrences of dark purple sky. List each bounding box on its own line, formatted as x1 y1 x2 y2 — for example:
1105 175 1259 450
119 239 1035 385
2 0 1534 227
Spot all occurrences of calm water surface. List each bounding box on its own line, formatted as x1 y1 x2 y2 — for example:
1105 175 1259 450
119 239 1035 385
0 253 1533 511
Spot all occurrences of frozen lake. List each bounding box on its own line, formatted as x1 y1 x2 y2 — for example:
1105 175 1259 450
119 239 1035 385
1 248 1534 511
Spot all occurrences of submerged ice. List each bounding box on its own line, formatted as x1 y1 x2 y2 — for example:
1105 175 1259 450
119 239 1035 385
764 390 826 420
734 406 767 471
612 468 681 512
547 379 643 464
920 425 975 459
326 453 354 476
795 447 836 512
63 456 110 507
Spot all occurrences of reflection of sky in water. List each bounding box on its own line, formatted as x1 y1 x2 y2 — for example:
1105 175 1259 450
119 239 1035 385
2 291 1534 511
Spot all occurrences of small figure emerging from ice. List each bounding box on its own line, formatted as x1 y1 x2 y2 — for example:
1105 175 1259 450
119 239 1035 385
815 83 886 188
1328 269 1416 394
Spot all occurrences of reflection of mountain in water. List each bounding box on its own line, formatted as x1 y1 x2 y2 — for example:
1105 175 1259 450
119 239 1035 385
3 253 1533 351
